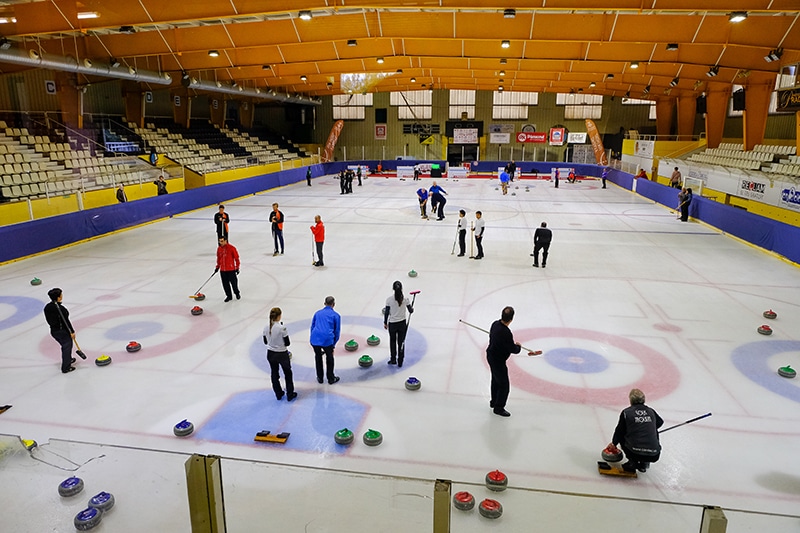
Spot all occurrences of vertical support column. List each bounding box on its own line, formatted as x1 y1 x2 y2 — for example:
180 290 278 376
56 72 81 129
433 479 451 533
239 100 255 130
123 86 145 129
655 98 675 137
704 85 732 149
676 95 698 140
796 111 800 155
185 454 227 533
209 97 226 128
172 89 191 129
742 80 774 151
699 505 727 533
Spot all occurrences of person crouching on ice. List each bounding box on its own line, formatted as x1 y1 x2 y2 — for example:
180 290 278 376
610 388 663 473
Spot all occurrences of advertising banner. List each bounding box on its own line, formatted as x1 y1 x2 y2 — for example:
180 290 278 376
489 132 511 144
567 132 587 144
375 124 387 140
453 128 478 144
585 120 608 165
322 120 344 162
549 127 565 146
516 132 547 143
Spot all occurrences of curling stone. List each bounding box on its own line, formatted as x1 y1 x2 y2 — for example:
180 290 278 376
126 341 141 353
74 507 103 531
88 491 115 512
345 339 359 352
363 428 383 446
778 366 796 378
495 187 499 190
757 325 773 335
485 470 508 491
408 269 418 278
478 498 503 519
367 335 381 346
194 293 206 301
515 185 519 189
763 309 777 319
452 491 475 511
30 277 42 286
405 377 421 391
191 306 203 316
334 428 355 445
358 355 373 368
173 419 194 437
58 476 84 497
95 355 112 367
511 192 516 196
601 444 623 463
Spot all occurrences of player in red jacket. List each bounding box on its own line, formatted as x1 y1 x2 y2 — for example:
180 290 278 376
215 236 241 302
310 215 325 267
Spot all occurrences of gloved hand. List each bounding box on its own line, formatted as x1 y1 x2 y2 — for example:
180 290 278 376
214 267 219 273
235 269 239 275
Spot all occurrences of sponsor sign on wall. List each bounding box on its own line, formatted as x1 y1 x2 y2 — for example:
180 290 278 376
516 132 547 143
634 140 655 157
375 124 387 140
453 128 478 144
489 132 511 144
780 186 800 211
567 132 587 144
489 124 515 133
738 177 768 200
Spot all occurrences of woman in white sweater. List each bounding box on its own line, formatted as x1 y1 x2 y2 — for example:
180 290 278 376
383 281 414 367
263 307 296 401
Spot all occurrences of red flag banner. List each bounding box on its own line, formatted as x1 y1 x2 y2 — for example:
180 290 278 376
322 120 344 162
585 120 608 165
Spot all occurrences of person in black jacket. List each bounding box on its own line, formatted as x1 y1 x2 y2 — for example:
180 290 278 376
43 288 78 374
486 306 521 417
532 221 552 268
214 205 230 240
611 388 664 473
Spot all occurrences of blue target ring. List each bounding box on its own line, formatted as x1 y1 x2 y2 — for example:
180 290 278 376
544 348 609 374
249 315 427 382
731 340 800 403
0 296 44 330
104 321 164 340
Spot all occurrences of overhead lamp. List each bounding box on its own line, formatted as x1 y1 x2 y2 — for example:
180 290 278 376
128 66 137 75
376 57 384 64
669 77 680 87
643 85 651 94
693 80 704 89
396 69 403 73
500 58 507 64
501 40 510 49
181 70 189 80
410 77 416 82
630 61 639 69
83 59 92 68
666 43 679 51
499 70 505 76
706 66 719 77
503 9 516 18
326 82 333 88
0 18 17 24
589 81 596 88
77 11 99 20
262 65 271 70
110 57 120 68
606 73 614 80
624 91 631 98
298 10 312 21
499 78 504 83
300 75 307 81
347 39 357 47
208 50 219 57
118 26 135 34
498 86 504 92
764 48 783 63
728 11 747 23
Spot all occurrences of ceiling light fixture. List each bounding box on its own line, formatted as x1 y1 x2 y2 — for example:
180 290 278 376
262 65 271 70
666 43 679 51
669 77 680 87
118 26 135 34
693 80 704 89
503 9 516 18
606 73 614 80
498 86 504 92
500 58 507 64
643 85 651 94
376 57 384 64
706 66 719 77
410 77 416 83
110 57 120 68
208 50 219 57
298 10 312 21
501 40 510 49
499 70 505 76
764 48 783 63
77 12 99 20
396 69 403 73
300 75 307 81
728 11 747 23
624 91 631 98
630 61 639 69
347 39 357 47
589 81 596 87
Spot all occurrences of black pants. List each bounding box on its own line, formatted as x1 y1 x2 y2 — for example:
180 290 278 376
458 229 466 255
475 235 484 258
273 228 284 253
315 242 324 265
313 345 336 383
340 176 347 194
680 204 690 221
533 242 550 266
621 444 660 468
388 320 408 364
267 350 294 398
434 194 446 218
51 329 73 372
220 270 240 299
487 355 510 411
216 229 228 241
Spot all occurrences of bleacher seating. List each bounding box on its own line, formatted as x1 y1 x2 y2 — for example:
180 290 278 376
687 142 798 176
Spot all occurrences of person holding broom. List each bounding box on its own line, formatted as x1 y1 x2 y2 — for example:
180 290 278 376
610 388 664 473
486 306 521 417
43 288 78 374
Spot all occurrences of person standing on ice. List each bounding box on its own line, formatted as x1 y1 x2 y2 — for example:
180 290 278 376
486 306 521 417
215 236 241 302
610 388 664 473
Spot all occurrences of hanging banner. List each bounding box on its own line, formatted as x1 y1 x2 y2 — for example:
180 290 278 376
375 124 387 140
516 132 547 143
322 120 344 162
585 119 608 165
549 127 565 146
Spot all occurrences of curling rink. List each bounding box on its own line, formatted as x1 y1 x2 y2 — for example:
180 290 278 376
1 173 799 531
